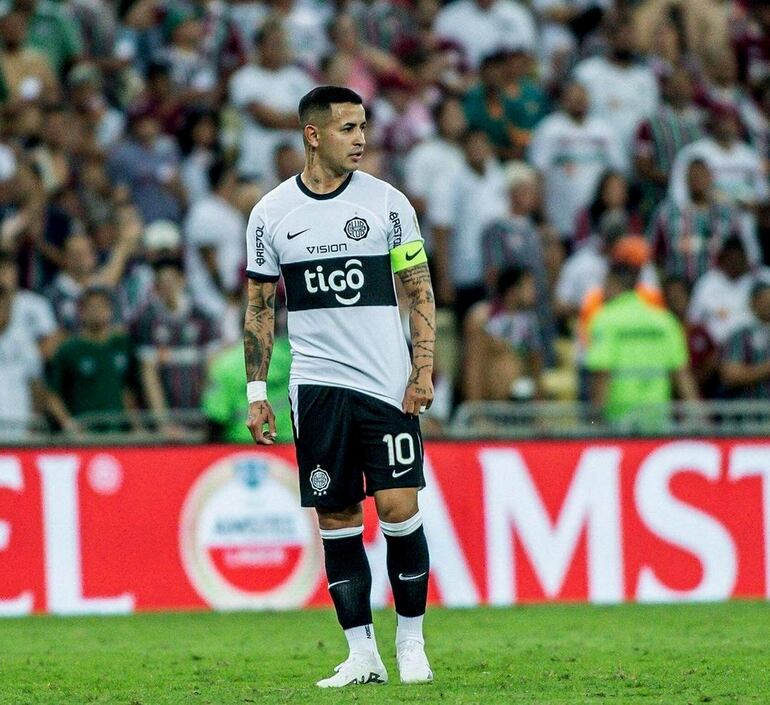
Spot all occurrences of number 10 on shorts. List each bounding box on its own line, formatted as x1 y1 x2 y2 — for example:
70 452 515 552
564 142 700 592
382 433 416 466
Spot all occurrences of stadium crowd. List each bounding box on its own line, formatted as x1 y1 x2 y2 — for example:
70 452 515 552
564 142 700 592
1 0 770 441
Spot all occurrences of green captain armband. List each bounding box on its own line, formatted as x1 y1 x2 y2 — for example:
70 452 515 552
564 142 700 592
390 241 428 272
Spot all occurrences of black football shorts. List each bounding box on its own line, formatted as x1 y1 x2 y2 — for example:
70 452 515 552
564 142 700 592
289 384 425 508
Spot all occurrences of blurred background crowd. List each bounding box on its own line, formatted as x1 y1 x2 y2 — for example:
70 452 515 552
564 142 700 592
1 0 770 442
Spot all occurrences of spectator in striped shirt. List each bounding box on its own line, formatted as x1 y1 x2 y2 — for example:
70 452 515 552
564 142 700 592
648 159 746 286
721 279 770 399
132 257 219 436
481 161 556 365
635 65 703 219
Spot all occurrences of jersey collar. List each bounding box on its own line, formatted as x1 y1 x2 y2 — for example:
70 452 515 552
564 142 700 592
295 172 354 200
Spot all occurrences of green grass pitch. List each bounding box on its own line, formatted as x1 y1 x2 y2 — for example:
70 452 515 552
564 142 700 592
3 603 769 704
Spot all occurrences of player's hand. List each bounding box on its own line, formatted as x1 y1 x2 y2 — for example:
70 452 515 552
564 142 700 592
246 401 277 444
402 368 433 417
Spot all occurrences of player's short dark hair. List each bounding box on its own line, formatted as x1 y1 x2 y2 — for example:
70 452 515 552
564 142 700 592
496 265 530 298
298 86 363 127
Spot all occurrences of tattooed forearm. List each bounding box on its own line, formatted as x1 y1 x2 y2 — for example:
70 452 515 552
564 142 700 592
396 262 436 374
244 279 277 382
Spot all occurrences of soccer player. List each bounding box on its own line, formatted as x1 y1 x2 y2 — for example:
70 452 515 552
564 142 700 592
243 86 436 687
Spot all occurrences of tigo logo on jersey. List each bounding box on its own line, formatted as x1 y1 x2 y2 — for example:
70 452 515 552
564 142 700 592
179 452 323 609
304 259 364 305
344 217 369 241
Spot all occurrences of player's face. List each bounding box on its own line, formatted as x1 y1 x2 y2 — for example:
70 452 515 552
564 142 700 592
316 103 367 174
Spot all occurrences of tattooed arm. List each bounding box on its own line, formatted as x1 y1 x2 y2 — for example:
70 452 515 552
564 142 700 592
244 278 278 444
396 262 436 416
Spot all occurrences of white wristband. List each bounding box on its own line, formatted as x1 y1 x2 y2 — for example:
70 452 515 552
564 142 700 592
247 381 267 403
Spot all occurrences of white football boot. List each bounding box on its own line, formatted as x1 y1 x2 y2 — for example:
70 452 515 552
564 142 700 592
396 639 434 684
316 652 389 688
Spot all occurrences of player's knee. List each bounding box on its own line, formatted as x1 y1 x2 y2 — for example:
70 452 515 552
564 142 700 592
316 504 363 530
375 488 419 524
376 503 419 525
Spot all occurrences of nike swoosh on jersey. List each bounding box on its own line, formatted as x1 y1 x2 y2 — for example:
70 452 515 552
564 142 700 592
328 579 351 589
405 246 423 261
391 467 413 478
398 571 427 581
287 228 310 240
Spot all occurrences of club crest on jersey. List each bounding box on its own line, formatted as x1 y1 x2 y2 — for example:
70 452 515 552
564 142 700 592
344 217 369 241
310 465 331 496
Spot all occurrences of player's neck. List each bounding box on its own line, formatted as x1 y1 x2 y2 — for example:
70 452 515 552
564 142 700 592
300 162 352 195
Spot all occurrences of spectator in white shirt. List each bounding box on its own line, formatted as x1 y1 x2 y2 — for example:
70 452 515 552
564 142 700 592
529 81 625 244
0 279 44 440
183 161 248 320
532 0 609 80
179 109 220 205
430 128 507 320
434 0 538 69
573 13 659 153
669 106 769 254
688 236 770 345
228 18 314 183
0 250 59 358
403 95 467 252
669 106 769 211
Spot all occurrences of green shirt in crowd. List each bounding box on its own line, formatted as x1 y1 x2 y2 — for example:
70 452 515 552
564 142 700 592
25 0 83 77
47 333 137 425
463 81 549 150
586 291 688 425
203 336 293 443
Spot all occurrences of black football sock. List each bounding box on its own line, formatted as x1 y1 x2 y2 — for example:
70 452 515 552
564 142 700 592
381 512 430 620
320 526 373 630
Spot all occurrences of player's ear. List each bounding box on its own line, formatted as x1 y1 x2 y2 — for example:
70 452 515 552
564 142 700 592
304 123 320 149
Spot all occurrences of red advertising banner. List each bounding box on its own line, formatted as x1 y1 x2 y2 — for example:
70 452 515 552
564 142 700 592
0 440 769 615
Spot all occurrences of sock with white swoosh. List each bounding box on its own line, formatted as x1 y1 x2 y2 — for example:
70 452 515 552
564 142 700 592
320 525 377 655
381 512 429 640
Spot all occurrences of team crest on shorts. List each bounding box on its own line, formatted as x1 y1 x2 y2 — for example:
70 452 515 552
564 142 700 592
344 217 369 241
310 465 331 496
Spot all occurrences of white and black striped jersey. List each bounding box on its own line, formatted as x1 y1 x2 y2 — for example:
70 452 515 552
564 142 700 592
245 170 425 409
